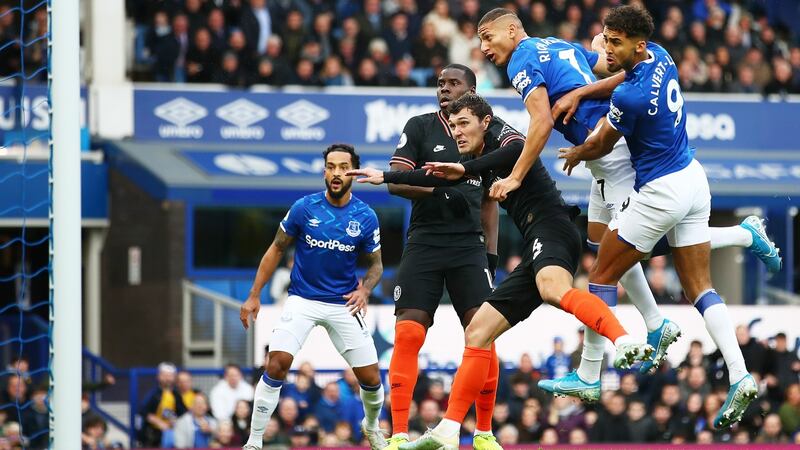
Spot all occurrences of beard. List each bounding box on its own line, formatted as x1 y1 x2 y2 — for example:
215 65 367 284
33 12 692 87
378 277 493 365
325 177 352 199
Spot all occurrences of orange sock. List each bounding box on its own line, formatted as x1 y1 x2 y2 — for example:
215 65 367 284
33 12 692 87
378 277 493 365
560 288 627 343
444 346 492 423
475 343 498 432
389 320 426 435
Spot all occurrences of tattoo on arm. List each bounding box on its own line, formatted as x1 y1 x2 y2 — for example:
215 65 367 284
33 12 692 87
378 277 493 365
273 227 295 252
361 250 383 292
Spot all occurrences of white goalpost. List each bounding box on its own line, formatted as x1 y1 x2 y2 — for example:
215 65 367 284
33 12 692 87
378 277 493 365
50 0 83 447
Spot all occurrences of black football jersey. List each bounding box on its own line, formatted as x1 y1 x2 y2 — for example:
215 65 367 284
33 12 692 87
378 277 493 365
390 111 509 247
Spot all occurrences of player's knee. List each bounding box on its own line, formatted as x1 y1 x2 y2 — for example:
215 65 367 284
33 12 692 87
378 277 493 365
535 268 572 304
353 364 381 387
266 352 292 380
396 309 432 329
464 321 493 348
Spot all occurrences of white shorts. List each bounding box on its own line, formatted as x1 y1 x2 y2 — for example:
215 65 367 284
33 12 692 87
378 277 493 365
609 159 711 253
587 169 636 226
270 295 378 368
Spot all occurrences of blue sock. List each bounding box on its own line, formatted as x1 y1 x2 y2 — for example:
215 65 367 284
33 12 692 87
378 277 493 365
589 282 618 307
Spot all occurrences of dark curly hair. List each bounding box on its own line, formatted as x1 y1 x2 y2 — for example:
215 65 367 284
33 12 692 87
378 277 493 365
447 93 493 120
323 143 360 169
603 5 654 40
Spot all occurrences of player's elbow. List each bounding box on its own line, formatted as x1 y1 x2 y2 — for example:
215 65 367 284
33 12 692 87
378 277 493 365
386 183 403 196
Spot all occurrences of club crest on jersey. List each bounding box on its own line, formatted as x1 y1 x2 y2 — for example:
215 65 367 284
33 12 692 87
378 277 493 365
346 220 361 237
393 286 402 302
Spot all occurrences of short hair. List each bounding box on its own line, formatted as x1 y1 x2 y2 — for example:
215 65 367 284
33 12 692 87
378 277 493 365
447 93 493 120
478 8 519 28
323 143 360 168
603 5 655 40
441 63 477 88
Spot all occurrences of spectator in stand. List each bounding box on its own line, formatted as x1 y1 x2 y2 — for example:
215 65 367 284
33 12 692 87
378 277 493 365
209 364 254 421
779 383 800 436
176 370 197 409
184 0 207 35
790 47 800 86
680 340 710 375
493 401 513 430
137 362 186 448
334 420 354 445
226 28 255 73
367 38 394 80
525 2 556 38
516 402 545 442
186 28 217 83
354 57 382 86
239 0 271 55
650 402 677 442
543 337 571 380
703 62 729 92
231 399 251 445
258 35 292 86
311 12 335 60
174 392 217 448
0 375 27 417
469 47 502 90
763 333 799 407
423 379 448 412
458 0 481 27
206 8 228 55
591 392 631 442
409 399 441 435
355 0 384 43
282 372 319 419
320 55 354 86
449 18 479 67
540 427 559 445
81 416 119 450
261 417 290 447
412 21 447 68
423 0 457 45
289 425 312 448
281 9 307 66
276 397 300 432
21 385 47 449
210 419 238 448
737 325 769 377
384 12 413 63
757 413 788 443
292 57 322 86
154 13 190 82
626 399 654 442
497 423 520 446
730 65 759 93
680 366 711 402
547 396 586 443
314 382 346 433
213 51 250 87
765 58 800 97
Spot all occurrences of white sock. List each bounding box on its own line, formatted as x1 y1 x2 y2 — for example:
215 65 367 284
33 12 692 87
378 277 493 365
246 377 282 447
710 226 752 249
619 263 664 332
613 334 635 347
694 290 749 384
576 333 606 384
435 418 461 436
359 383 385 430
474 429 492 436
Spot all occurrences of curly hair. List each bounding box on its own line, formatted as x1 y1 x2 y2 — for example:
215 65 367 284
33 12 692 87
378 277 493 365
447 93 493 120
603 5 655 40
323 143 360 169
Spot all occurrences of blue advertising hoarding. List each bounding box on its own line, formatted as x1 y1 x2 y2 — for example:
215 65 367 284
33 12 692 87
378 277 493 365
0 84 88 144
134 87 799 151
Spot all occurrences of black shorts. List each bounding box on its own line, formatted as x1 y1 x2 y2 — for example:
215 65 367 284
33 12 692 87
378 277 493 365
393 243 493 323
487 214 582 327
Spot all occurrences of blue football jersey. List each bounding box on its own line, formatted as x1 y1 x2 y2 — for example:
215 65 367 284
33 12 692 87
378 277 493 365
280 192 381 304
506 37 609 145
606 42 693 190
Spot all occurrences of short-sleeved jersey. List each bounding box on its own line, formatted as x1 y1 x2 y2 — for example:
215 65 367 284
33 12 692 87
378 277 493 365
506 37 609 145
389 111 514 247
280 192 380 304
606 42 693 190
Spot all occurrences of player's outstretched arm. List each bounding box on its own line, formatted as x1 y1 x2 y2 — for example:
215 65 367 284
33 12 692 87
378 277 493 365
344 249 383 316
491 87 553 201
240 228 295 329
386 163 436 199
558 117 622 175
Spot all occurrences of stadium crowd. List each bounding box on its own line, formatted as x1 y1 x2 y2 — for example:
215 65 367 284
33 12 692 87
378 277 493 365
125 0 800 96
78 325 798 448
